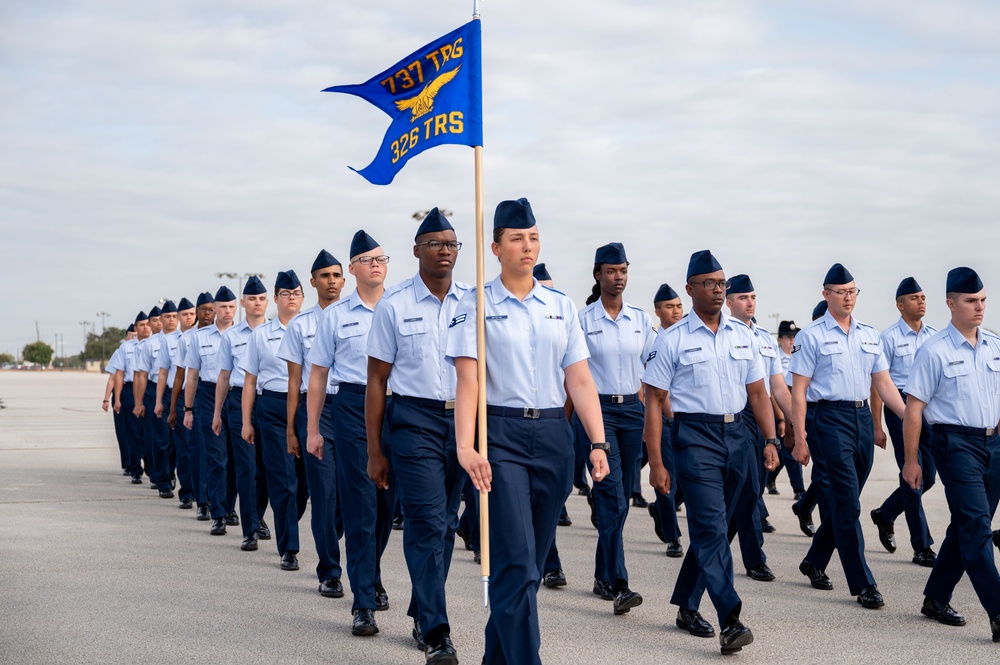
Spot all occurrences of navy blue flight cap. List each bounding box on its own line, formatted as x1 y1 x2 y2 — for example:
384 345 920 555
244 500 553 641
812 300 828 320
135 311 148 323
654 283 679 303
275 270 302 291
946 267 984 294
415 207 455 240
823 263 854 286
243 275 266 295
177 297 195 311
778 320 799 337
160 300 177 314
214 286 237 302
726 274 754 296
895 277 922 299
493 197 536 231
126 323 135 333
196 292 214 307
533 263 552 282
350 230 380 258
686 250 723 279
311 249 341 273
148 306 161 318
594 242 627 265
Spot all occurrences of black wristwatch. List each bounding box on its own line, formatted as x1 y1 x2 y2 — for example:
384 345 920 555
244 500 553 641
591 442 610 454
184 406 194 413
764 437 781 449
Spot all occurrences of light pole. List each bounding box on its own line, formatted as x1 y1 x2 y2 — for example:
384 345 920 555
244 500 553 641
79 321 91 365
96 311 110 366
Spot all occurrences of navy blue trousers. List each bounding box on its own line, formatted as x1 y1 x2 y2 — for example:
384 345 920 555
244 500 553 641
224 388 259 538
142 383 173 489
653 417 682 543
111 391 128 471
668 417 746 626
297 396 343 583
878 395 936 551
120 382 144 478
172 397 194 503
333 388 394 612
923 430 1000 618
483 414 572 665
257 391 299 556
767 444 806 493
733 410 767 568
574 400 643 587
458 476 480 553
186 392 208 507
196 381 229 519
389 398 463 638
804 402 876 595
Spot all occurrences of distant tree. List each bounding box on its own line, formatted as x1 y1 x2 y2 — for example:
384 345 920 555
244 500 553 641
0 352 14 365
85 327 125 363
23 341 54 366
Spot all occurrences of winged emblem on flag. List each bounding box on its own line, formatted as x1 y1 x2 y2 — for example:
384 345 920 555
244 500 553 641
395 66 461 121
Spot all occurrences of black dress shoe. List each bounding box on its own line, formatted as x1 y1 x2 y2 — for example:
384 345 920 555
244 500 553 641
920 597 965 626
799 560 833 590
993 529 1000 551
178 498 193 509
613 588 643 615
593 579 614 601
587 492 598 529
122 469 130 476
665 540 684 558
375 581 389 611
455 527 473 551
766 481 779 495
648 503 666 543
159 489 174 499
280 552 299 571
870 508 896 553
676 609 715 638
557 512 572 527
542 569 567 588
412 618 426 650
794 490 806 502
992 613 1000 642
196 504 210 521
719 619 754 654
258 519 271 540
631 493 649 508
792 500 815 537
913 547 937 567
351 608 379 636
856 585 885 609
241 533 258 551
225 512 240 526
131 476 143 485
760 517 776 533
319 578 344 598
210 518 226 535
577 484 591 497
392 514 404 531
473 550 481 564
746 564 775 582
149 482 158 491
425 633 458 664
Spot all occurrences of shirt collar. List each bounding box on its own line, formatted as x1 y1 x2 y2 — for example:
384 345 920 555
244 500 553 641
945 322 978 350
413 272 462 303
490 275 549 305
594 302 632 322
686 309 734 334
346 289 376 312
822 309 858 334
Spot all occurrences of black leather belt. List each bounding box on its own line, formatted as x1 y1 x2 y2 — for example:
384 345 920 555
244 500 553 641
674 412 743 424
486 405 564 420
199 381 216 388
298 392 336 404
338 383 391 396
228 385 243 394
261 389 288 400
815 399 869 408
394 394 455 411
598 393 638 404
933 424 997 438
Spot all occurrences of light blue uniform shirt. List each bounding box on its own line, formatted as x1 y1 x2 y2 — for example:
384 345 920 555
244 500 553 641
780 348 793 388
904 324 1000 428
642 311 765 415
446 276 590 409
113 339 140 382
789 310 889 402
881 317 939 391
105 343 128 377
218 320 253 388
279 304 336 394
152 330 183 389
240 318 291 393
577 300 656 396
185 324 226 384
368 274 471 401
134 333 163 383
740 322 782 396
309 290 378 388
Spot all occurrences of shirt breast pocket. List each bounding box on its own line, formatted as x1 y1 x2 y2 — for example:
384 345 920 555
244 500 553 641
941 362 971 401
679 351 711 387
894 344 914 374
398 319 431 358
336 323 368 358
859 342 881 373
986 357 1000 395
819 342 846 374
729 346 754 383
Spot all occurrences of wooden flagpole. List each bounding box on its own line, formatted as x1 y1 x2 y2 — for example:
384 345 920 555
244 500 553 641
472 0 489 610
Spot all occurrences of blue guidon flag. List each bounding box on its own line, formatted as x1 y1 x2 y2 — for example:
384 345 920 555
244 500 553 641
323 20 483 185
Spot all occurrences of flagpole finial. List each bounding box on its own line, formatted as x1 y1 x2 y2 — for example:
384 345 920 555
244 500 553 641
473 0 481 19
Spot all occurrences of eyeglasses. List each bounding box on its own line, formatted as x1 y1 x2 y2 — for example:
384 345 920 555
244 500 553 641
415 240 462 252
827 288 860 298
689 278 731 291
352 255 390 266
277 290 304 299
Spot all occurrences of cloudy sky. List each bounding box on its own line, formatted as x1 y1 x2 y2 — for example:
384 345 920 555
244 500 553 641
2 0 999 358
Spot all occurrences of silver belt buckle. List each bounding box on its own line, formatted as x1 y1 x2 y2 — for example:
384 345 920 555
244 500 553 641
611 395 624 404
523 407 541 419
854 400 864 408
444 400 455 410
987 427 996 436
723 413 735 424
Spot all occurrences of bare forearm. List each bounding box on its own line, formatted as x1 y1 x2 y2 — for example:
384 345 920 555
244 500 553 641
642 384 665 469
286 363 301 426
242 374 257 425
306 365 328 436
